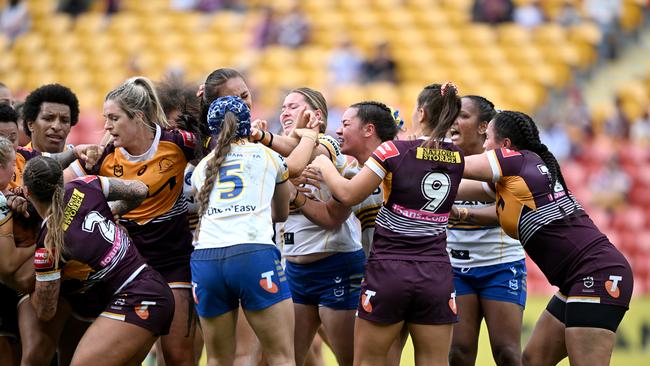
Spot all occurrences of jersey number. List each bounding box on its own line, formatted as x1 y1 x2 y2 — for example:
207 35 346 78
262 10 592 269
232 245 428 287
420 172 451 212
82 211 117 243
218 163 244 200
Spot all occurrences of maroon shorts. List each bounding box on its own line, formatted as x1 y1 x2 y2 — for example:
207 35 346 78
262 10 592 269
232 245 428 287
100 267 175 336
560 240 633 308
357 259 458 325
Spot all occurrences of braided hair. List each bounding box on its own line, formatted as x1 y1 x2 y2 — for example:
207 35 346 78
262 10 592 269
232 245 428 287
417 82 461 148
492 111 571 201
23 156 66 269
194 97 250 241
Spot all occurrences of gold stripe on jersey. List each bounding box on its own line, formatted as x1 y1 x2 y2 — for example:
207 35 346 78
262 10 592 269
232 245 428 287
382 172 393 203
62 259 94 281
356 205 380 231
495 176 536 240
99 141 187 224
318 135 339 164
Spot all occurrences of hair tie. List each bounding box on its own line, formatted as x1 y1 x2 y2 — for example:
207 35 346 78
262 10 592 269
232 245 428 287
441 81 458 96
388 105 404 130
206 96 251 138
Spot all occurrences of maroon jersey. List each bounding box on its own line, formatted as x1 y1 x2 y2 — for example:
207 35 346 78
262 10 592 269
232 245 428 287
366 139 464 261
69 128 196 272
34 176 148 295
487 148 612 286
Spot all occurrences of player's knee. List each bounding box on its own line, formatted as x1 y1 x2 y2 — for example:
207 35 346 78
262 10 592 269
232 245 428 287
449 344 477 366
492 344 521 366
522 346 548 366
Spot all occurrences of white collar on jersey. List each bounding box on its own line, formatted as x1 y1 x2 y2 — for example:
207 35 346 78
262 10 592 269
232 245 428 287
119 125 162 163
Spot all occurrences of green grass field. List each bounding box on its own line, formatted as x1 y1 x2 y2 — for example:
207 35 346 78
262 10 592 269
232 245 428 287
322 295 650 365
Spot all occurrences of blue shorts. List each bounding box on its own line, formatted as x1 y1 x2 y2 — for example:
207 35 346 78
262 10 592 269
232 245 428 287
191 244 291 318
452 259 527 307
285 250 365 310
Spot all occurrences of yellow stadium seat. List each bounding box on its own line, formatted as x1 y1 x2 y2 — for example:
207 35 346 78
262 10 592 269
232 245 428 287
366 82 401 106
74 13 106 34
332 85 367 108
569 22 602 46
620 3 644 32
497 23 531 45
459 24 498 47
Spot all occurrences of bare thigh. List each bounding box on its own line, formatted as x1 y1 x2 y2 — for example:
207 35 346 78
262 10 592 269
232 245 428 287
318 307 356 366
158 288 196 366
69 317 157 366
449 294 482 366
522 310 567 366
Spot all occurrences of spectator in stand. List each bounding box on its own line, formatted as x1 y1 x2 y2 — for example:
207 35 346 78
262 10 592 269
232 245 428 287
472 0 514 24
276 4 310 48
556 0 582 27
0 83 12 106
589 156 631 212
631 107 650 146
604 96 630 139
513 0 545 29
253 7 279 49
540 121 572 162
58 0 92 18
584 0 622 60
362 43 397 84
329 38 364 85
0 0 30 43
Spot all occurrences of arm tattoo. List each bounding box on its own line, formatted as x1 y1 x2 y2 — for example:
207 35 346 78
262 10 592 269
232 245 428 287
33 279 61 321
106 179 148 216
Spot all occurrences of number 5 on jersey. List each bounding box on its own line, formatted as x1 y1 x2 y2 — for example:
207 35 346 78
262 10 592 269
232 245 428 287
218 163 244 200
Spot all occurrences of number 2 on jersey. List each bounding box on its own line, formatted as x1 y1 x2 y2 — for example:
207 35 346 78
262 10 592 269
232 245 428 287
420 172 451 212
218 163 244 200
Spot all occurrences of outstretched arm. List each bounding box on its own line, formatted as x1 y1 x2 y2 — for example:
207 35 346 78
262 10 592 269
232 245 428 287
106 178 149 217
309 156 381 207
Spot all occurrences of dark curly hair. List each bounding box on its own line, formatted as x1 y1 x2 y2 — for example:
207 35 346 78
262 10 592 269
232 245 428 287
23 84 80 137
0 104 18 125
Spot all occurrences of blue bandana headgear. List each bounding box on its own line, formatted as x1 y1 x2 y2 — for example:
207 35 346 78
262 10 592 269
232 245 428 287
207 96 251 138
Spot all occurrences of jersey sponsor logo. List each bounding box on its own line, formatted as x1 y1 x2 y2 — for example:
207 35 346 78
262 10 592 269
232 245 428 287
449 249 470 260
361 289 376 313
34 248 55 269
583 276 594 289
500 148 521 157
179 130 196 148
415 147 461 163
135 304 150 320
191 282 199 305
63 189 85 231
449 291 457 315
391 203 449 223
259 270 279 293
284 232 295 245
113 164 124 177
374 141 399 162
605 275 622 298
137 165 148 176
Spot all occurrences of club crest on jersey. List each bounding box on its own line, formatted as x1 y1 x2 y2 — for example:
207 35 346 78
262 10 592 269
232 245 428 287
113 164 123 177
374 141 399 162
159 158 174 174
